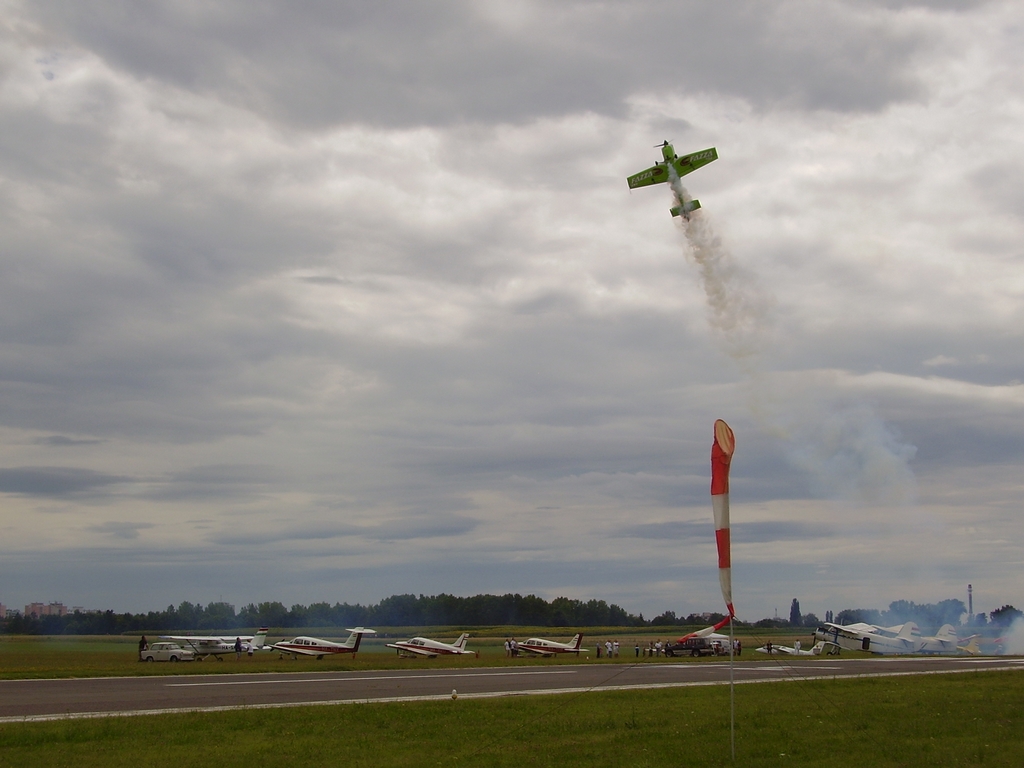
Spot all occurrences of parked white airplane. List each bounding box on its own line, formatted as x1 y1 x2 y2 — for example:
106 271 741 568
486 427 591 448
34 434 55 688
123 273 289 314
271 627 376 660
917 625 982 655
755 640 839 656
814 621 921 654
159 628 269 660
917 624 959 654
386 633 476 658
518 634 588 656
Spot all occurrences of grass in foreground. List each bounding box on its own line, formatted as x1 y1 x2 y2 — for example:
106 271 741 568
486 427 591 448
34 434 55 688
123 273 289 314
0 670 1021 767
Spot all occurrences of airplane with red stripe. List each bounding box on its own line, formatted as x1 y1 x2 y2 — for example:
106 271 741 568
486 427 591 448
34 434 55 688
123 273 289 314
386 633 475 658
271 627 375 660
517 633 588 656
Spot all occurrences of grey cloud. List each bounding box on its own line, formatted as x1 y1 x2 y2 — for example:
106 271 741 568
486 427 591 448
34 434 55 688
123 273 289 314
0 466 128 497
25 1 931 128
621 520 835 542
86 520 155 540
35 435 103 446
210 514 480 546
1 0 1021 621
143 464 285 502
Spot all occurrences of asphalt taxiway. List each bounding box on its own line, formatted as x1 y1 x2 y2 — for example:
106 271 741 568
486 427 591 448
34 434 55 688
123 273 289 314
2 655 1022 722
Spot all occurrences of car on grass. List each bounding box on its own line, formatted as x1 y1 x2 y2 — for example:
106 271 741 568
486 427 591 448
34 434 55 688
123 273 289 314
141 642 195 662
665 637 722 657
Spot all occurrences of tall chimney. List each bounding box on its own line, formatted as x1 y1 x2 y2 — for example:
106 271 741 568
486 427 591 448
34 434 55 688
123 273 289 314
968 584 973 617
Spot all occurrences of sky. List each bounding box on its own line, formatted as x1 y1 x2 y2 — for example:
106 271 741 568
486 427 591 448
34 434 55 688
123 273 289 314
1 0 1022 622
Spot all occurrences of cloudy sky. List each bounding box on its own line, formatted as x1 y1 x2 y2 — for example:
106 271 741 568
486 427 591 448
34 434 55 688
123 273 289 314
1 0 1021 622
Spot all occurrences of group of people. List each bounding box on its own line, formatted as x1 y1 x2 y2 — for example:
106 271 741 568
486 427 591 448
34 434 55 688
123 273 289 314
504 638 519 657
595 640 622 657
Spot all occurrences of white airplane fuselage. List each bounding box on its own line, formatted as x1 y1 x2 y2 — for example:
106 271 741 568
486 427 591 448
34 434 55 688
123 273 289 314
815 622 921 654
386 634 474 658
271 628 375 659
518 634 587 656
159 628 268 659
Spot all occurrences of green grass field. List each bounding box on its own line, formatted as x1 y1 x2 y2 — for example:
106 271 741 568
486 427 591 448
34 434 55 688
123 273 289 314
1 670 1021 767
0 628 805 679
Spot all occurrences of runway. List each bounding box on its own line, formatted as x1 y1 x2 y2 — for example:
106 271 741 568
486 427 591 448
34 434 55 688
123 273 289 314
2 656 1022 722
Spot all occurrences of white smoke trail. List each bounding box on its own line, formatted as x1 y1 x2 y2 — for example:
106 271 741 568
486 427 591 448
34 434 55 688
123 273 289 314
669 172 917 506
1000 617 1024 655
669 169 769 370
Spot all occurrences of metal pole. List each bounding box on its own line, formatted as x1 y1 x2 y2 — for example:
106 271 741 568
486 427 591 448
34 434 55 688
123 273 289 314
729 616 735 761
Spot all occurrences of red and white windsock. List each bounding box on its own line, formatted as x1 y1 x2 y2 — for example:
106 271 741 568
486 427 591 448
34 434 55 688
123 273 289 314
711 419 736 618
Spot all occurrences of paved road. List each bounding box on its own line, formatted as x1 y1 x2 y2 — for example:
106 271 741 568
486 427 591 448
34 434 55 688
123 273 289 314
3 656 1022 722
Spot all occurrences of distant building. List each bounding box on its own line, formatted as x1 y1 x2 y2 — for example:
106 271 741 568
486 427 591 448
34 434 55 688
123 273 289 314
25 602 68 619
0 603 6 618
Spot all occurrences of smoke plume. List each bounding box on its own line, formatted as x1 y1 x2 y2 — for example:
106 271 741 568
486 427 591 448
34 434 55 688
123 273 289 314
669 173 917 506
1000 617 1024 655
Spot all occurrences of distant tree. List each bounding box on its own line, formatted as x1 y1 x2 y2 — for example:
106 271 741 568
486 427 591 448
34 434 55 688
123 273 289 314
882 599 966 629
651 611 677 626
239 601 290 629
835 608 882 625
801 612 820 628
789 599 801 626
990 605 1024 627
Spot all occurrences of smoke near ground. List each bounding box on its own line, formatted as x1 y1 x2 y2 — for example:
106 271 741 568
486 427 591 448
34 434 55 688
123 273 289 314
670 173 917 505
1000 618 1024 655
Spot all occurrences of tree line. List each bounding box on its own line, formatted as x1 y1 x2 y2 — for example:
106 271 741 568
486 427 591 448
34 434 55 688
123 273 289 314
1 593 643 635
3 593 1018 635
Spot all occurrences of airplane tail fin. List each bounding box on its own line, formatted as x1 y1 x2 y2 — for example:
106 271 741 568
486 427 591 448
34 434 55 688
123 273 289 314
895 621 920 651
936 624 958 642
571 633 583 650
670 199 701 218
344 627 376 651
896 622 919 640
454 633 469 651
958 635 982 656
252 628 268 649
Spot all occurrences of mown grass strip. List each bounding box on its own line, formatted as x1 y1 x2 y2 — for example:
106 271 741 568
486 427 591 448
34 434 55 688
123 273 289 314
0 630 801 680
0 669 1021 767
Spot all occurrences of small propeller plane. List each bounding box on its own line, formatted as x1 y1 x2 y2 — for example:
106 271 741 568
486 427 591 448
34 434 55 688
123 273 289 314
271 627 376 660
755 640 840 656
158 628 269 660
814 621 921 654
917 625 982 655
517 633 588 657
626 141 718 218
386 633 476 658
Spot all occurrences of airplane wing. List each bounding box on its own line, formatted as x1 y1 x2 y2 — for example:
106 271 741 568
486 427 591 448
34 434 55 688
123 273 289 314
160 634 255 643
517 646 552 656
385 643 437 658
670 147 718 178
824 623 867 639
271 643 325 657
626 163 671 189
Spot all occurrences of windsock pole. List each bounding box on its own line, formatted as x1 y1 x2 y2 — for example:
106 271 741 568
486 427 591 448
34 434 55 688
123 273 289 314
711 419 736 761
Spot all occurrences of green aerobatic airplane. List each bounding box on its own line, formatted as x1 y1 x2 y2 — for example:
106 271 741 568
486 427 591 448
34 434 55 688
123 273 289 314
626 141 718 218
